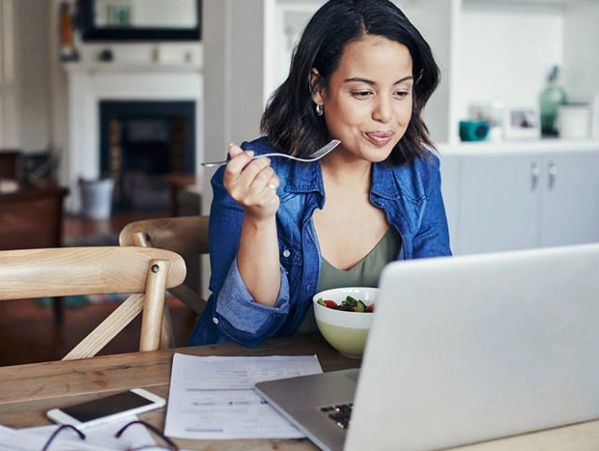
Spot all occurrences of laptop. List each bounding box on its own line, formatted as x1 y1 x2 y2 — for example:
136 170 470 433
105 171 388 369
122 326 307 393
254 243 599 451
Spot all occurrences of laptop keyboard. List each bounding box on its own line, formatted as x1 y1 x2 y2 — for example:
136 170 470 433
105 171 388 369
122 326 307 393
320 403 353 430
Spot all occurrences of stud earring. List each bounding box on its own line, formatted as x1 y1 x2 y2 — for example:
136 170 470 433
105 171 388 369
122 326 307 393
315 103 324 116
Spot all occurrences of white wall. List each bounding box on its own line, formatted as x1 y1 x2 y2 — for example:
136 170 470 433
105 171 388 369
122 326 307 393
455 4 563 123
1 0 51 152
400 0 458 144
201 0 267 298
49 0 69 181
0 0 19 148
202 0 265 206
265 0 324 102
15 0 51 152
562 1 599 103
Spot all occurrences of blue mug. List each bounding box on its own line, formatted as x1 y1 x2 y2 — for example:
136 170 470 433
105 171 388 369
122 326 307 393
459 120 490 141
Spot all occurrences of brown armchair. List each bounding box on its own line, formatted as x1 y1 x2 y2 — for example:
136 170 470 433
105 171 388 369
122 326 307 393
0 150 20 179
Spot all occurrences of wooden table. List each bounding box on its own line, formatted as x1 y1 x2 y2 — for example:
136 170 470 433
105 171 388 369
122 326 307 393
1 335 599 450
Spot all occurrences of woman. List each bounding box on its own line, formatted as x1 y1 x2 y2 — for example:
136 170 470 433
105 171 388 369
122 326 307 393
189 0 451 346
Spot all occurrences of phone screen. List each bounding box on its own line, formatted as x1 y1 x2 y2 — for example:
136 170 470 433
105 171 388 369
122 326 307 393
61 391 154 422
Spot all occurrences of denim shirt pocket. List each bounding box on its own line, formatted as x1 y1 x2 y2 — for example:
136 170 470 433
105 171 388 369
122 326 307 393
278 236 303 294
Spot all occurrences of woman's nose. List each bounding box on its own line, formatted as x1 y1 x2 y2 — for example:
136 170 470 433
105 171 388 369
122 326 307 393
372 96 393 123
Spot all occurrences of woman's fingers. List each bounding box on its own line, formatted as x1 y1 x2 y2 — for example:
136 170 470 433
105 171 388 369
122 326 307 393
248 161 275 192
268 174 280 190
224 144 254 179
222 145 280 220
228 157 271 195
228 143 243 158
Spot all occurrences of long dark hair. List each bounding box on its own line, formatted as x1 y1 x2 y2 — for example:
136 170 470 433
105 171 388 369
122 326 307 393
260 0 440 165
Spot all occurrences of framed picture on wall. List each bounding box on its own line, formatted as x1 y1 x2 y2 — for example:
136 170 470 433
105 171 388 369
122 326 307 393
504 107 541 140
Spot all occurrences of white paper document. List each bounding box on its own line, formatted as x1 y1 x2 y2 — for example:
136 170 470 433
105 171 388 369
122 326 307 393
164 353 322 440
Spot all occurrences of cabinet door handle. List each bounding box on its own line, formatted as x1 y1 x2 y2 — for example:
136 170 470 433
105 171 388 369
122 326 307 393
530 162 540 191
547 161 557 190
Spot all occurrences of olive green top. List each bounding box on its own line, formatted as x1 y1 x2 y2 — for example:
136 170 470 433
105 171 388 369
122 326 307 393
296 227 401 334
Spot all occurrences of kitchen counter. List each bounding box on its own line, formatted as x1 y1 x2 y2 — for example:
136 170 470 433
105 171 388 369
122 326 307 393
438 138 599 155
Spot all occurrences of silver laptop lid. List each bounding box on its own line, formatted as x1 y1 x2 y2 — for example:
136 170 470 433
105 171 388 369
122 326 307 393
346 244 599 451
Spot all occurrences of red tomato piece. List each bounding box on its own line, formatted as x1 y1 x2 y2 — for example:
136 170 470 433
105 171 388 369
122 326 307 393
365 304 374 313
323 300 338 309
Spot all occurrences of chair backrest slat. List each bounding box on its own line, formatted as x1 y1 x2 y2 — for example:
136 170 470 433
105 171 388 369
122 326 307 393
0 247 185 301
119 216 209 255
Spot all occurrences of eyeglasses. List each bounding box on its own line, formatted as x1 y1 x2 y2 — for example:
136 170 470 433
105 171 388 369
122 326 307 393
41 420 179 451
116 420 179 450
41 424 84 451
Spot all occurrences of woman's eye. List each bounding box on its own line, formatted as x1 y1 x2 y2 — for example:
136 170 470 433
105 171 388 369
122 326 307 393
394 91 410 99
352 90 373 99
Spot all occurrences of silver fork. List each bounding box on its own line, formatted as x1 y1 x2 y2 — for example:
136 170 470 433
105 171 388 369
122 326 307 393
200 139 341 167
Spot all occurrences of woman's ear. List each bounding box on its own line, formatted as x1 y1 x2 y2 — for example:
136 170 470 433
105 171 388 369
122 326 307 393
310 68 324 104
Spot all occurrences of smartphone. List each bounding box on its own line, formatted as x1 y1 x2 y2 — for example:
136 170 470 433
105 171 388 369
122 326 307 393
47 388 166 428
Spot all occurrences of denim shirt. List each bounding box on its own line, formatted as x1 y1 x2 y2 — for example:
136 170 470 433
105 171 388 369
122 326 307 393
188 137 451 347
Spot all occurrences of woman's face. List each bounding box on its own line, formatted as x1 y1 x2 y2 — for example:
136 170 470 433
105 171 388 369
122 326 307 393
313 34 414 163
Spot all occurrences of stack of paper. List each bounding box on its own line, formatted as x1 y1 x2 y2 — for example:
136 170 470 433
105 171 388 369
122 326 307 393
164 353 323 440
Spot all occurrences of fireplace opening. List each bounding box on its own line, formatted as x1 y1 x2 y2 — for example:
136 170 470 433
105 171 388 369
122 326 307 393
100 101 195 211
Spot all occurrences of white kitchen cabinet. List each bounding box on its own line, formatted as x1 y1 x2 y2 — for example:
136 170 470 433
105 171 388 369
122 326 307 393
456 152 541 254
447 147 599 255
539 151 599 246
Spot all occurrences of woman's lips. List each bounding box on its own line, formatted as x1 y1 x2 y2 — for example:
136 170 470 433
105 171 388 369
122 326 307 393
364 131 395 147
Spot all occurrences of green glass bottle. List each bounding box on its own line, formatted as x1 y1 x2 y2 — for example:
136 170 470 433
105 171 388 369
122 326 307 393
539 65 567 136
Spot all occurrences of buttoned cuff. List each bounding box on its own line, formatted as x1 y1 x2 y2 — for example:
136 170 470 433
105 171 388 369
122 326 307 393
215 259 290 337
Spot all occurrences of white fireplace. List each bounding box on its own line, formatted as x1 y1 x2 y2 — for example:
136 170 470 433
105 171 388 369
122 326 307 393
64 62 203 212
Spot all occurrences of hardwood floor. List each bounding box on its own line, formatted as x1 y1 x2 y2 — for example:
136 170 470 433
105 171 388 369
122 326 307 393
0 211 198 366
63 210 168 246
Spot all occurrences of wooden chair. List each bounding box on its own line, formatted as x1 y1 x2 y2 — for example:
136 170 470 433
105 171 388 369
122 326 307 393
119 216 209 347
0 186 69 322
0 246 186 360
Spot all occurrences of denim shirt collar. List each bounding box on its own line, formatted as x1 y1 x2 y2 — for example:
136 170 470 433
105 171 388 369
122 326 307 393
284 159 402 201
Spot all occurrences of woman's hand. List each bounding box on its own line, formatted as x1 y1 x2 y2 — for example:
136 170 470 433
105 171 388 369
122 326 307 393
223 144 280 221
223 144 281 306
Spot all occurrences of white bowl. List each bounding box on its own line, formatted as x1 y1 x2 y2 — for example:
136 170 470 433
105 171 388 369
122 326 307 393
312 287 377 359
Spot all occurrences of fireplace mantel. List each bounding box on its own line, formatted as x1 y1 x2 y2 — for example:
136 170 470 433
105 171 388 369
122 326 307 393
63 62 203 212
